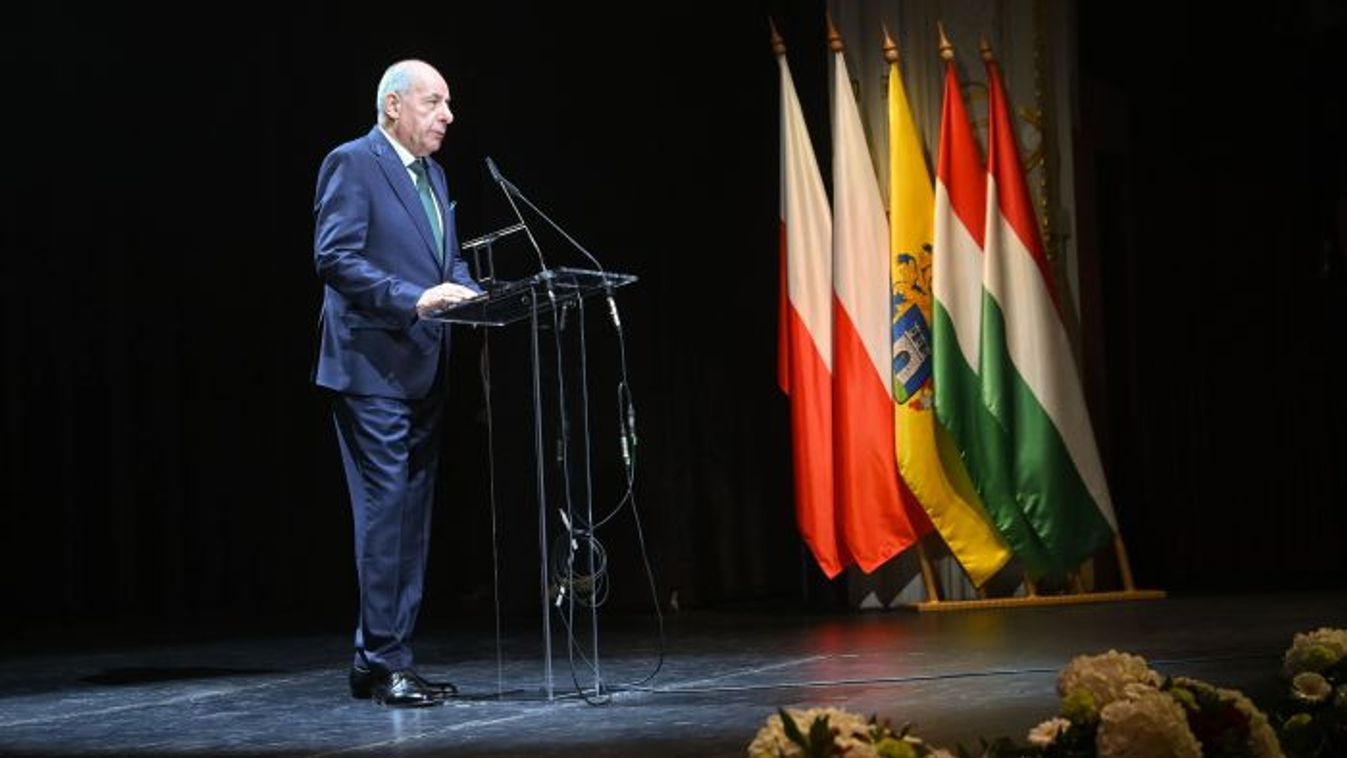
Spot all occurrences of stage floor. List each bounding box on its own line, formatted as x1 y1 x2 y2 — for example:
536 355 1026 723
3 591 1342 756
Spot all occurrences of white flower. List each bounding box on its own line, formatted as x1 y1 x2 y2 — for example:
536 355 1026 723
1058 650 1163 710
747 707 876 758
1096 687 1201 758
1292 671 1332 704
1283 627 1347 677
1027 717 1071 747
746 712 801 758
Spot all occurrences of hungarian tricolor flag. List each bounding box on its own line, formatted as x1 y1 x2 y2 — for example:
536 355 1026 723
931 55 1057 578
980 52 1116 573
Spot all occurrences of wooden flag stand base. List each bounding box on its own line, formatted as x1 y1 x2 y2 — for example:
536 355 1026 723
903 535 1165 612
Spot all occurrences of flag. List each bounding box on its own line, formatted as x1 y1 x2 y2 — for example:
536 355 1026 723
886 42 1010 587
831 38 932 571
931 55 1057 578
777 41 848 578
980 53 1116 571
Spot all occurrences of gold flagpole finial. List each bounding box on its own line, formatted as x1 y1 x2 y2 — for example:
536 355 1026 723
882 22 899 64
769 18 786 56
937 21 955 62
827 13 844 52
979 33 996 62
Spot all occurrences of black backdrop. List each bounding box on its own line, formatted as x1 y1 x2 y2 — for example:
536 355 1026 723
1075 3 1347 593
2 1 1344 644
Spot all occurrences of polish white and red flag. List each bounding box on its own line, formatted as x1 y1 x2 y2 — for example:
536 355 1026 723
776 33 847 577
829 34 932 571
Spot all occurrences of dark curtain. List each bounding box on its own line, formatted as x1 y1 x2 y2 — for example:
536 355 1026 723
2 0 1344 645
1075 2 1347 591
1 2 830 642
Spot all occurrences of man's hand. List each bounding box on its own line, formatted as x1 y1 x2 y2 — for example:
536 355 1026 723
416 282 481 317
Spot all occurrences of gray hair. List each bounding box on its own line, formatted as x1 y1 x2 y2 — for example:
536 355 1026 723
375 61 421 122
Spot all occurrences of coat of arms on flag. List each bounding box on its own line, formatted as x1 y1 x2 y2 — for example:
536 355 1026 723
891 243 933 405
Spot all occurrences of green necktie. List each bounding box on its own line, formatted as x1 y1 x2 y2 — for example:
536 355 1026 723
409 159 444 262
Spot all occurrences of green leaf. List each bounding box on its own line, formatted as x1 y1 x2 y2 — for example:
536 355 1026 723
778 708 808 750
806 715 834 758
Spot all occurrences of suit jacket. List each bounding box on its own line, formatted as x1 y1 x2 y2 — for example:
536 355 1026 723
313 126 479 399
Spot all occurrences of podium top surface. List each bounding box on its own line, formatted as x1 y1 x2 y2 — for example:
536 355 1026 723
427 267 637 327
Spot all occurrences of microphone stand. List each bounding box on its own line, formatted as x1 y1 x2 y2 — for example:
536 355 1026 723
483 156 606 702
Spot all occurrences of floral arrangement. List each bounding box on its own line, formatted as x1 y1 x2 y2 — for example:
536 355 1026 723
747 706 953 758
748 646 1301 757
1276 627 1347 757
1002 650 1281 757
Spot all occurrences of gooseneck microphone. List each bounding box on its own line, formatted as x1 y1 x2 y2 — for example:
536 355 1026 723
484 156 550 277
483 156 622 331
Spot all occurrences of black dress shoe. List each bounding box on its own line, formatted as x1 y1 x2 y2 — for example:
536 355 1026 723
407 670 457 697
372 670 443 708
350 665 456 700
349 664 374 699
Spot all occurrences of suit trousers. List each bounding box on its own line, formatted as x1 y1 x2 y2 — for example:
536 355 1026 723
332 385 443 674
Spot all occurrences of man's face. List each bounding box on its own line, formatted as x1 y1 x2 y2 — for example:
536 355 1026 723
389 67 453 157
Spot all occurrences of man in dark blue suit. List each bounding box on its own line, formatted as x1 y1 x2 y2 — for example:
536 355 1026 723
313 59 481 707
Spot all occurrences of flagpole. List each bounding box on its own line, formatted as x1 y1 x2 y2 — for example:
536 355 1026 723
769 18 785 60
1113 535 1139 592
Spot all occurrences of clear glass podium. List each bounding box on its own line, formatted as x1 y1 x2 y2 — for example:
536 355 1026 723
430 267 637 327
428 266 637 701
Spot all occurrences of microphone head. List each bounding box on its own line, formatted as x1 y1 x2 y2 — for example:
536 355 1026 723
485 156 502 183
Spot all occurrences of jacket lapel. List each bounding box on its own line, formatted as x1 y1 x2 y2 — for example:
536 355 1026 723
365 128 442 266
